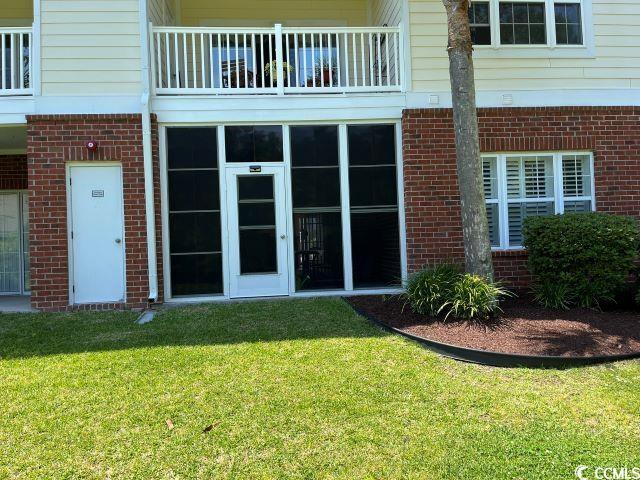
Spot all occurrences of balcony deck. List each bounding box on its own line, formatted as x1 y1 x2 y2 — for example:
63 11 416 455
150 24 404 96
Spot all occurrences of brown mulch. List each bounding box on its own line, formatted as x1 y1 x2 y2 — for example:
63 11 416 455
345 295 640 357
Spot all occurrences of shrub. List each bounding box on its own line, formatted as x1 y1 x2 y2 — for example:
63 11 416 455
523 213 640 309
442 274 513 321
403 264 460 316
404 266 512 321
532 279 574 310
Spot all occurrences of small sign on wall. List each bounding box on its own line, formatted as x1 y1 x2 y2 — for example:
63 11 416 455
92 190 105 198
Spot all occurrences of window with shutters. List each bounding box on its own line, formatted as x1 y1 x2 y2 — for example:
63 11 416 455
482 152 594 249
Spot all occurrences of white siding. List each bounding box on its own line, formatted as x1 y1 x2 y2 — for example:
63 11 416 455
409 0 640 92
149 0 176 26
40 0 141 96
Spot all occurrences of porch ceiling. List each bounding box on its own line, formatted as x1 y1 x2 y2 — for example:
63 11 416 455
0 126 27 152
178 0 370 28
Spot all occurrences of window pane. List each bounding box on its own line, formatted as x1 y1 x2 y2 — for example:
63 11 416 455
351 211 401 288
349 166 398 208
483 157 499 200
487 203 500 247
225 125 283 163
564 200 592 213
290 125 339 167
506 155 554 199
238 176 274 201
348 124 396 166
499 2 546 45
470 2 492 45
167 127 223 296
169 171 220 212
508 202 554 246
294 212 344 290
562 154 592 197
171 254 223 296
555 3 582 45
239 203 275 227
292 168 341 209
168 127 217 169
240 229 277 274
170 212 222 254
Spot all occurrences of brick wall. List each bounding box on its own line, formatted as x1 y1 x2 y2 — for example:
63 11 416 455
0 155 28 190
403 106 640 287
26 114 162 311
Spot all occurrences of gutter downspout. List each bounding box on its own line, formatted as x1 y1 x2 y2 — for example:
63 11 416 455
139 0 158 302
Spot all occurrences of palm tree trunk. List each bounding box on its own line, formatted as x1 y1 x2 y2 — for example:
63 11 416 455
443 0 494 280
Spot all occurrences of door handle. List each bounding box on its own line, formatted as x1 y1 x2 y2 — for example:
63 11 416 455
280 234 286 240
115 238 122 244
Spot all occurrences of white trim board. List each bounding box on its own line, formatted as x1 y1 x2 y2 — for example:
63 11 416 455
406 89 640 109
152 93 407 123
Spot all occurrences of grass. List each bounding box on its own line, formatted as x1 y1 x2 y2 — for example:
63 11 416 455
0 298 638 479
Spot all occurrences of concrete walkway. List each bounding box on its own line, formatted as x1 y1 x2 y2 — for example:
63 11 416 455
0 296 34 313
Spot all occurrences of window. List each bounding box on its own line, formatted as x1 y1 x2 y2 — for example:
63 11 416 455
348 125 401 288
554 3 583 45
499 2 547 45
167 127 223 296
469 2 492 45
470 0 586 47
290 126 344 291
225 125 283 163
483 152 594 249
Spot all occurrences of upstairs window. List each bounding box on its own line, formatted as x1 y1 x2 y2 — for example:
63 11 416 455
483 152 594 249
469 2 492 45
470 0 585 47
499 2 547 45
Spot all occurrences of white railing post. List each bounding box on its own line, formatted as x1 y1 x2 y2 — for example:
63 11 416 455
274 24 285 96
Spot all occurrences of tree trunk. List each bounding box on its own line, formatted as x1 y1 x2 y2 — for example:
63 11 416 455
443 0 494 280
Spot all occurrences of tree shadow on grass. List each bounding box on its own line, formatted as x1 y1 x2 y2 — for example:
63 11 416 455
0 298 390 360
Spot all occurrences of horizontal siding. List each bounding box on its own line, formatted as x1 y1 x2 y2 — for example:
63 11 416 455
409 0 640 92
41 0 141 96
149 0 176 26
179 0 368 27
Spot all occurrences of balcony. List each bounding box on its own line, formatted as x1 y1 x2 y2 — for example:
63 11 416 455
150 25 404 96
1 28 32 97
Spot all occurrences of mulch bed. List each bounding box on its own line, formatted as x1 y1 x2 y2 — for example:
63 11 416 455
345 295 640 357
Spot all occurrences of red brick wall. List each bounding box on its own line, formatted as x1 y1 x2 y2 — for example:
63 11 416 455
0 155 28 190
26 114 162 311
403 106 640 287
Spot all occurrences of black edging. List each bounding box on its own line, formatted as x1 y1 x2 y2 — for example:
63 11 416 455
345 300 640 369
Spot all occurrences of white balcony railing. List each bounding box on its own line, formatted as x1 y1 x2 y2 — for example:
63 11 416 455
1 28 32 96
151 24 404 95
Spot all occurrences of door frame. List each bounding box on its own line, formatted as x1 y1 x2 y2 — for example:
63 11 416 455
0 190 30 296
65 162 127 305
159 120 407 303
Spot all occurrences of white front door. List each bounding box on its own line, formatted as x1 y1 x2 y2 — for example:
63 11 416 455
226 166 289 298
69 164 126 304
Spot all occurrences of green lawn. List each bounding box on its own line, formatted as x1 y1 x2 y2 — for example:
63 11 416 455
0 298 638 479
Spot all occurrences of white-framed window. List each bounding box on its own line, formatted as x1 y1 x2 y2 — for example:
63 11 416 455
483 152 595 249
469 0 591 52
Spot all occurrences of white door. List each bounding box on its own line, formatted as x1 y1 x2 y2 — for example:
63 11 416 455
226 166 289 298
69 165 126 304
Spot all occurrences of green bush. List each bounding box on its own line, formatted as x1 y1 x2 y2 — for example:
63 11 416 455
523 213 640 309
403 264 460 316
442 274 513 321
404 265 512 321
531 277 574 310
